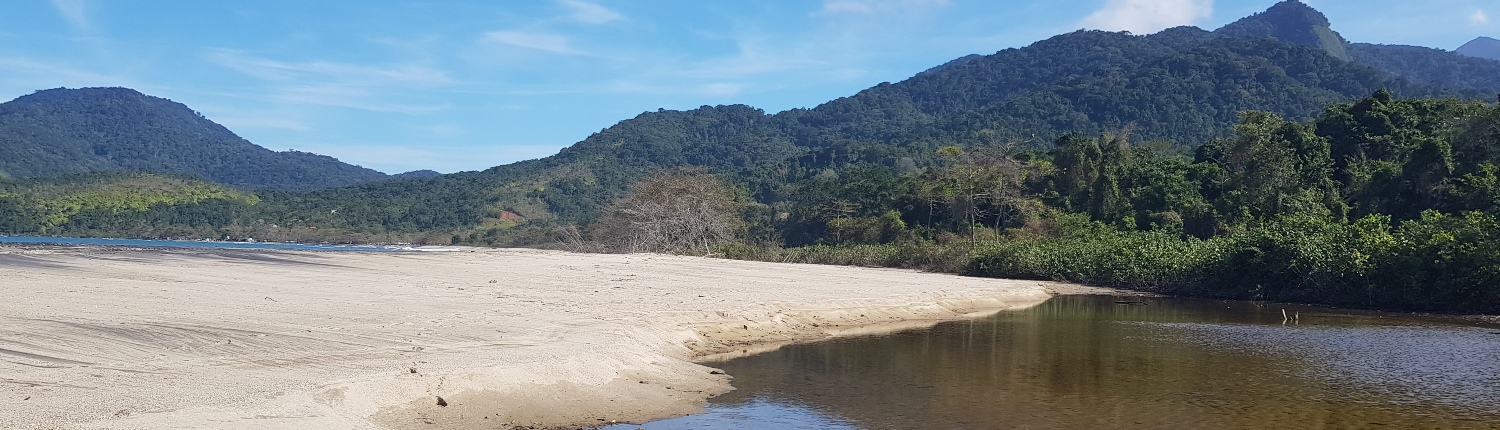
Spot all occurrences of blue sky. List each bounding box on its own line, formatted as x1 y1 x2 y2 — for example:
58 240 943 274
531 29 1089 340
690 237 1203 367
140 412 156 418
1 1 1494 174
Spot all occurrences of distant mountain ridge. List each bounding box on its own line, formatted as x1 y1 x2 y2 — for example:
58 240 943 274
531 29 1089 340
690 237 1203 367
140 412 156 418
5 1 1500 232
1457 36 1500 62
258 1 1500 232
1214 0 1351 60
1350 42 1500 91
0 87 417 190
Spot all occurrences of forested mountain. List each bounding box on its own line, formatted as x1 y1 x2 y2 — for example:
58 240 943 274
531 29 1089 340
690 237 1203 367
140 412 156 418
1457 36 1500 62
6 1 1500 312
0 172 260 237
0 87 401 190
5 1 1499 239
246 0 1500 232
1350 43 1500 91
1213 0 1351 60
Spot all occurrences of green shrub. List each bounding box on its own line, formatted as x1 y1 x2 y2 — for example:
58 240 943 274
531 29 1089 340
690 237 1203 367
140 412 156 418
728 210 1500 314
1366 211 1500 312
965 229 1217 290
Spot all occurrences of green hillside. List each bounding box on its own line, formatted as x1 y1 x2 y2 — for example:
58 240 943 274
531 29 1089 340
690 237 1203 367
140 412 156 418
4 2 1500 312
1214 0 1351 61
248 2 1497 233
0 87 395 190
1351 43 1500 91
0 172 259 236
1457 36 1500 62
5 1 1499 241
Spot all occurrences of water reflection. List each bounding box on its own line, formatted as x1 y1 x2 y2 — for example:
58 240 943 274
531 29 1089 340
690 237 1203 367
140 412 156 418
603 398 858 430
632 295 1500 429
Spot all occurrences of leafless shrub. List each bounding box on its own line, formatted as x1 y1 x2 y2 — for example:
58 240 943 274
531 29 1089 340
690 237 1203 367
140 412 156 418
592 169 743 255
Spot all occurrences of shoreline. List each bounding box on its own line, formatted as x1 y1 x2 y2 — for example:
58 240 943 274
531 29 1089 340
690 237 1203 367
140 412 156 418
0 236 459 253
0 246 1095 429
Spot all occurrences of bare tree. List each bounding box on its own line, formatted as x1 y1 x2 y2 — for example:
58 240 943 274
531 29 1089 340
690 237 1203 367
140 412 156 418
930 144 1025 243
593 169 743 255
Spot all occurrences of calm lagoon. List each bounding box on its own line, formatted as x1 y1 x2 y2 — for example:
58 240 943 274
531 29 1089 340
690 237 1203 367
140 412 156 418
616 295 1500 429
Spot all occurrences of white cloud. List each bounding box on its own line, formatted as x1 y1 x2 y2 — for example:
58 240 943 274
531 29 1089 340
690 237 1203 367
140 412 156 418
204 51 450 85
671 37 824 80
270 84 448 114
699 83 746 97
202 50 451 113
1080 0 1214 34
0 56 140 96
49 0 89 29
416 123 464 138
559 0 624 24
816 0 950 16
1473 9 1491 26
480 31 581 55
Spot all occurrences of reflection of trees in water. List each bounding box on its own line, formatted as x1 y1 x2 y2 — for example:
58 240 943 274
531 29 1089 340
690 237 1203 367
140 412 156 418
709 296 1500 429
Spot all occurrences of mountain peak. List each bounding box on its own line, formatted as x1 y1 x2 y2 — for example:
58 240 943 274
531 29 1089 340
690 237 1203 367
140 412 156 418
0 87 395 190
1215 0 1350 61
12 87 150 105
1457 36 1500 62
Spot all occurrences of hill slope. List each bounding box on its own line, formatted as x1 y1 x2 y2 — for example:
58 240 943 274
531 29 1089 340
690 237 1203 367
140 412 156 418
253 1 1500 233
1457 36 1500 61
0 87 393 190
1350 43 1500 91
1213 0 1351 61
8 2 1500 237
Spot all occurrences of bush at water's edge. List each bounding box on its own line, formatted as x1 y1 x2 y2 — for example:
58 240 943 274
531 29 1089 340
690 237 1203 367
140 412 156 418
727 211 1500 315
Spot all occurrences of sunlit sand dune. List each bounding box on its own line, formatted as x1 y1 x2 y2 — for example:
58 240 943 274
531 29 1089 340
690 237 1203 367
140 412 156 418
0 247 1079 429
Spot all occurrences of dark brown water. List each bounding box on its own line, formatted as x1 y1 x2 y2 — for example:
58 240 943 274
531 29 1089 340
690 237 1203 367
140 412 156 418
610 295 1500 430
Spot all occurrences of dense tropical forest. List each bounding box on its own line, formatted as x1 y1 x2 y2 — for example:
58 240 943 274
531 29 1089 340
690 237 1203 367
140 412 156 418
6 91 1497 312
3 1 1500 313
0 87 438 190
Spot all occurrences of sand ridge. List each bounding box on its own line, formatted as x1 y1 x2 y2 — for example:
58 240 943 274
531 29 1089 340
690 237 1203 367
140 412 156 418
0 246 1069 429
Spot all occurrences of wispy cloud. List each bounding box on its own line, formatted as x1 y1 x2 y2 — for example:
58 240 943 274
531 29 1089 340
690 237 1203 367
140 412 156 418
415 123 464 138
572 1 957 103
1473 9 1491 26
480 30 583 55
49 0 89 30
559 0 624 24
270 84 448 114
669 37 825 80
204 50 449 85
815 0 950 16
203 50 451 113
210 115 311 131
0 56 140 96
1079 0 1213 34
699 82 746 97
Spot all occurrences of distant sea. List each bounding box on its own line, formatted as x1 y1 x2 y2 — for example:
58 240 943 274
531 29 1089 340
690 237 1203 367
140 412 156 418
0 236 430 252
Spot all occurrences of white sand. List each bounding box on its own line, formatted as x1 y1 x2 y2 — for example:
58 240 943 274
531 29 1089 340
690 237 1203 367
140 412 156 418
0 247 1087 429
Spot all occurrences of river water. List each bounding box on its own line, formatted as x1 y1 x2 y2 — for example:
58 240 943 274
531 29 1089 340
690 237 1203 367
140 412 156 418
615 295 1500 429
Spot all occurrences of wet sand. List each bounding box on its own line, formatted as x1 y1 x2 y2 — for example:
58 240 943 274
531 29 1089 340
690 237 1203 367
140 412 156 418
0 246 1087 429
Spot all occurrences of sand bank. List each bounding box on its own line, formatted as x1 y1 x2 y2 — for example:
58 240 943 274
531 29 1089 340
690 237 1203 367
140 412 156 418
0 247 1090 429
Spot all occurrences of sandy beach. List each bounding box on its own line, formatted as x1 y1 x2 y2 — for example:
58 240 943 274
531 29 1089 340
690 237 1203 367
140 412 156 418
0 246 1096 429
